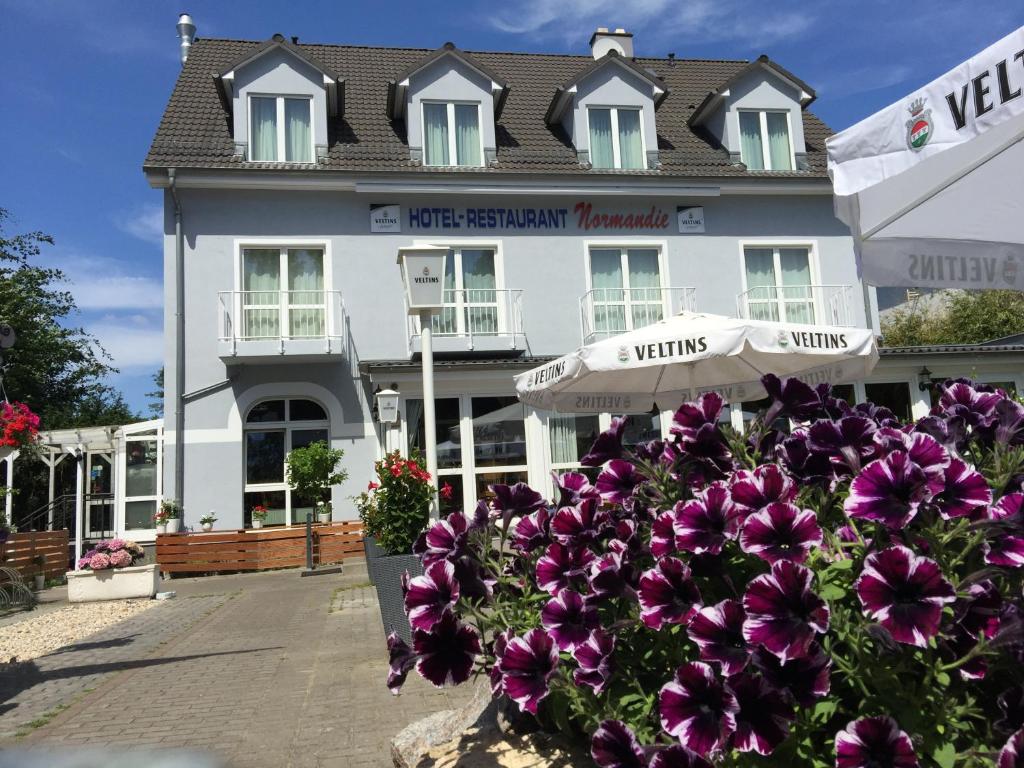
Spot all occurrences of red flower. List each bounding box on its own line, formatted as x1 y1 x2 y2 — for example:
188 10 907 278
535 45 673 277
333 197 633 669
389 464 403 478
440 483 454 501
367 481 380 491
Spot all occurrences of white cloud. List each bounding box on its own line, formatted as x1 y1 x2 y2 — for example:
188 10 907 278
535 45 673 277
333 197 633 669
88 320 164 370
39 246 163 312
115 203 164 246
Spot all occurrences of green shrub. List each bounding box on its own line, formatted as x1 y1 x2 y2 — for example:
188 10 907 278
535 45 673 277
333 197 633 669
354 451 431 555
286 441 347 506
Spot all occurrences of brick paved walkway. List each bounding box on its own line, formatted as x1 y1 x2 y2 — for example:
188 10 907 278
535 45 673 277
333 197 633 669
0 563 473 767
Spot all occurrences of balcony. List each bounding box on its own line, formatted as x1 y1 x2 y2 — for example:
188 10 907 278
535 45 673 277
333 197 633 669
580 287 697 344
735 284 854 327
406 288 526 355
217 290 348 363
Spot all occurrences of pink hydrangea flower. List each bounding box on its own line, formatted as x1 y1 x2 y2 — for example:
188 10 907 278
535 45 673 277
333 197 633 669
109 549 133 568
88 552 112 570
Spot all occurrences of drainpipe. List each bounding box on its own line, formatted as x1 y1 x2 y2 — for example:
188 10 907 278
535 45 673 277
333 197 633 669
168 169 185 505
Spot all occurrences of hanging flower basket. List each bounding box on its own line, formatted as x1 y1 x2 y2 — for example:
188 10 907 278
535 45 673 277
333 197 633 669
0 401 40 459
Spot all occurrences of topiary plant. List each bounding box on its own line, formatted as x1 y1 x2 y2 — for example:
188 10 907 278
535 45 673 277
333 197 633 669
286 441 348 508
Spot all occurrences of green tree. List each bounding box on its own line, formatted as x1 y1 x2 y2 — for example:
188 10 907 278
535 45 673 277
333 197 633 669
146 367 164 418
881 290 1024 347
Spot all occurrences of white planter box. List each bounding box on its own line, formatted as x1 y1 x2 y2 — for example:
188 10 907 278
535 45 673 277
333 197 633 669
67 563 161 603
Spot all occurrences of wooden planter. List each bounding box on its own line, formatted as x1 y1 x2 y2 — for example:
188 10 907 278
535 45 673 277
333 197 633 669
373 553 422 644
67 563 161 602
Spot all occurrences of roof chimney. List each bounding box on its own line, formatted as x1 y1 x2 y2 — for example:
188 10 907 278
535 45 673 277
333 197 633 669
176 13 196 67
589 27 633 60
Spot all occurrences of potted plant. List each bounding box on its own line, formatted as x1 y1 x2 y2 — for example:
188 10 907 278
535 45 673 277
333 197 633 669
0 400 40 462
354 480 383 585
199 512 217 532
31 553 46 590
250 504 268 530
158 499 182 533
360 451 431 643
285 440 347 525
67 538 157 602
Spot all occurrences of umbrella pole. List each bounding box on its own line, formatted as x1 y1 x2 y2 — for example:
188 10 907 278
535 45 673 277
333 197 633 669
420 309 439 519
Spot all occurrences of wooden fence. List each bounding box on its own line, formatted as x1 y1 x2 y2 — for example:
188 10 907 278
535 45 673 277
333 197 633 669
1 530 70 579
155 521 363 575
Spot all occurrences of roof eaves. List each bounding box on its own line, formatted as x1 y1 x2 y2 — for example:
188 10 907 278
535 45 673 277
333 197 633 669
388 42 511 120
216 35 344 82
546 52 669 125
688 55 816 128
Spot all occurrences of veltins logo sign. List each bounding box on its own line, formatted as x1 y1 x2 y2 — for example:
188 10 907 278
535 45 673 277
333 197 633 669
370 204 401 233
905 98 933 151
677 206 706 233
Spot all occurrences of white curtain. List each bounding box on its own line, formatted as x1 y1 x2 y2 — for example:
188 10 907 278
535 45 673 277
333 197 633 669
431 251 459 335
588 108 614 169
423 103 450 166
242 249 281 337
617 109 644 169
251 97 278 161
589 248 625 333
627 249 662 328
739 112 764 170
779 247 813 323
462 249 497 334
454 104 481 166
287 249 324 337
284 98 312 162
766 112 793 171
549 416 580 464
743 247 778 321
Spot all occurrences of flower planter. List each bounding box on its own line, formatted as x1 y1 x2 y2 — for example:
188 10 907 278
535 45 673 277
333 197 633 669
166 518 181 533
318 512 331 524
373 552 422 644
201 522 214 532
67 563 161 603
155 523 167 534
252 519 264 530
363 535 382 585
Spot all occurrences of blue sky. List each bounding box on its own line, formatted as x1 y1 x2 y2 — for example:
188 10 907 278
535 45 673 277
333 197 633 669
1 0 1022 414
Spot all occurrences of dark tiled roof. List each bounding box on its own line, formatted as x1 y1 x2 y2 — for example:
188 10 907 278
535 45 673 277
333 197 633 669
880 344 1024 355
145 37 834 178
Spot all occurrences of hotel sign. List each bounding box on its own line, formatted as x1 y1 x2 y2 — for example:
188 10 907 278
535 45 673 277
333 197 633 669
370 204 402 233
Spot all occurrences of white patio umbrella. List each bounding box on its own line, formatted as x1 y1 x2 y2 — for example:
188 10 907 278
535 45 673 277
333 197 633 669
827 26 1024 289
515 311 878 413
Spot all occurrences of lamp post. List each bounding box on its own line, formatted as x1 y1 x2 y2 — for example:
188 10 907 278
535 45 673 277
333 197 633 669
396 246 449 518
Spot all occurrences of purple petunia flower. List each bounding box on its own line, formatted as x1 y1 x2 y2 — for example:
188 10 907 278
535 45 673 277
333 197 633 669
914 414 968 456
807 416 877 473
835 716 919 768
596 459 644 505
553 471 600 507
582 416 627 467
931 457 992 519
844 451 935 530
573 629 615 694
386 631 417 694
541 588 598 651
535 542 596 595
403 560 460 632
1000 729 1024 768
648 746 713 768
413 511 470 566
728 671 794 756
762 373 822 425
659 661 739 756
994 399 1024 447
413 610 481 688
777 431 836 484
739 502 822 565
591 719 645 768
742 560 830 663
872 428 950 481
638 557 702 630
687 599 749 675
489 629 513 695
955 579 1002 641
588 550 638 603
944 625 989 681
651 509 680 559
730 464 797 518
855 545 956 647
675 481 741 555
751 643 831 706
551 497 607 547
985 493 1024 568
496 628 559 714
671 392 726 442
452 555 495 602
489 482 546 533
510 507 551 552
937 380 1003 428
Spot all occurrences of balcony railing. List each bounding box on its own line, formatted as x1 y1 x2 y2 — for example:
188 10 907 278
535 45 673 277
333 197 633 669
217 290 348 356
735 284 854 326
406 288 526 352
580 286 697 344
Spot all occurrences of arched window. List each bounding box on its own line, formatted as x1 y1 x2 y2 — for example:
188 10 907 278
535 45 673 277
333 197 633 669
243 397 329 527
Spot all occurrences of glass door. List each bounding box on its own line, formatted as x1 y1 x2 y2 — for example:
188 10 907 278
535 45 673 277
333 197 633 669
85 453 113 539
743 246 814 323
242 249 281 338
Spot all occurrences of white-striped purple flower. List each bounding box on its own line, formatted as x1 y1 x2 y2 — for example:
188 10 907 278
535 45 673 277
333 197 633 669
751 642 831 706
954 579 1002 641
386 631 417 694
651 509 680 558
742 560 830 663
659 661 738 756
403 560 461 632
638 556 702 630
739 502 822 565
535 542 595 595
835 716 918 768
855 545 955 648
511 507 551 552
648 746 713 768
807 416 877 473
728 671 794 756
671 392 726 442
730 464 797 518
985 493 1024 568
413 610 481 688
554 470 600 507
412 511 469 566
844 451 934 530
591 719 645 768
596 459 643 505
573 629 615 694
687 599 749 675
551 497 606 547
496 628 559 714
762 373 822 424
938 380 1003 428
872 428 950 481
994 399 1024 447
489 482 546 533
588 550 638 603
582 416 626 467
1000 728 1024 768
931 457 991 519
541 588 598 651
675 481 741 555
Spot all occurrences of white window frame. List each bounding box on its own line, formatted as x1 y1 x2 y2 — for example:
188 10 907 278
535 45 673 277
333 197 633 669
420 100 484 168
737 109 795 171
738 239 821 324
583 239 669 336
117 420 164 540
247 94 314 164
234 239 332 341
586 106 647 170
243 398 331 528
413 239 505 336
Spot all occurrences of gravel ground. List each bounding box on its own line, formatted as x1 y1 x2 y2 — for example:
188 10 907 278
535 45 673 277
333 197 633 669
0 599 159 663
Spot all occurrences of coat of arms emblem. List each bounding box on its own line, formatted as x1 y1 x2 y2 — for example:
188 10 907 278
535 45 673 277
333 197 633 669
617 346 630 364
906 97 933 151
1004 256 1019 286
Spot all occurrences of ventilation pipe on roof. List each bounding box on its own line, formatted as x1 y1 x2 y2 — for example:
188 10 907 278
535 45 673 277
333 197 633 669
177 13 196 66
590 27 633 59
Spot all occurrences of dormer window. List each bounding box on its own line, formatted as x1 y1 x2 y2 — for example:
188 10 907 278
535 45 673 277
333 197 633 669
249 95 314 163
423 101 483 167
588 107 645 169
738 110 794 171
